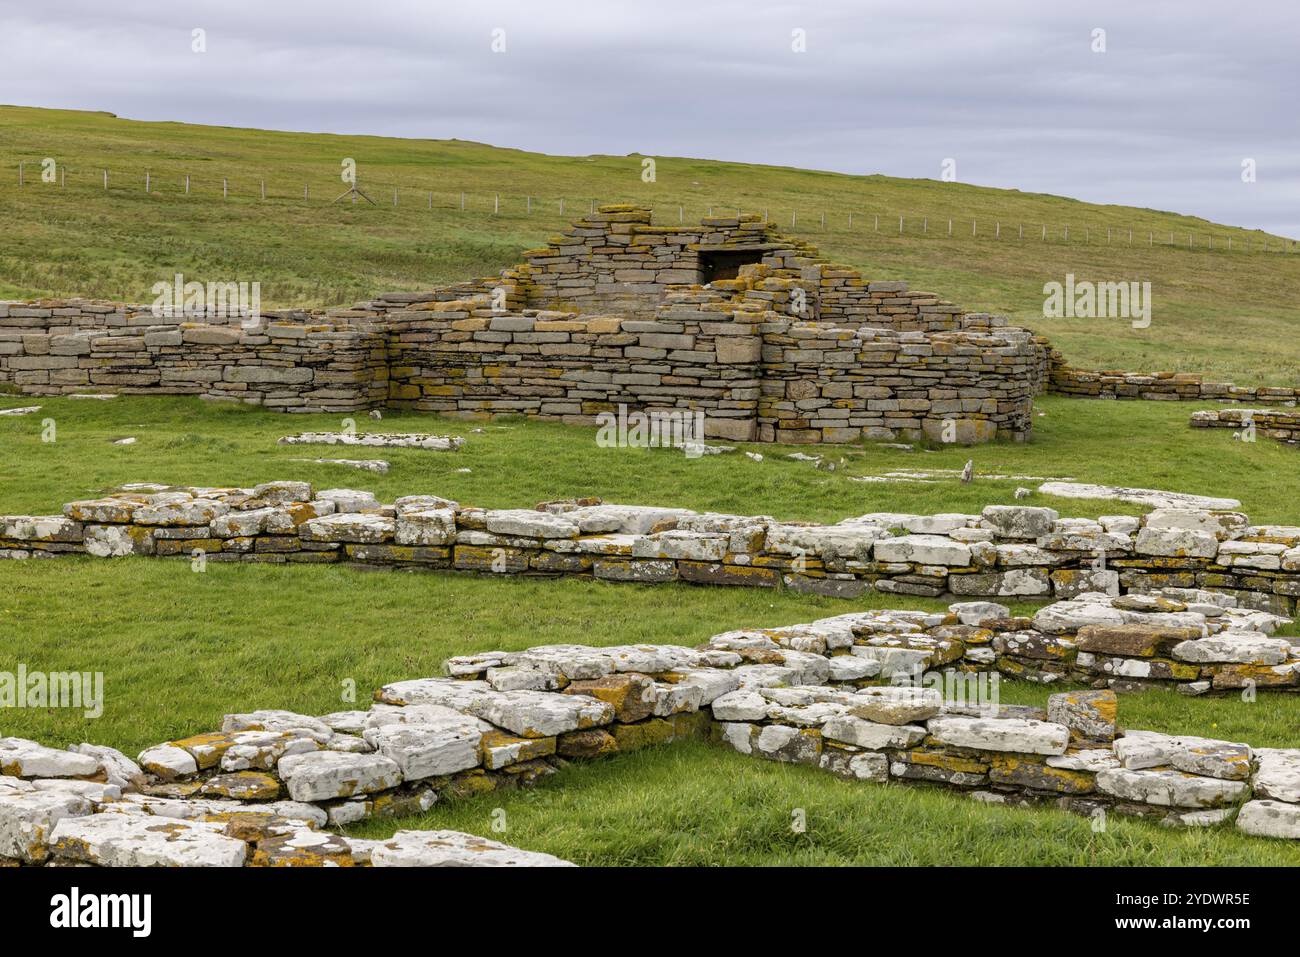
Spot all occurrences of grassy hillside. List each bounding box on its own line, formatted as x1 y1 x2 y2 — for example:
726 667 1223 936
2 105 1298 384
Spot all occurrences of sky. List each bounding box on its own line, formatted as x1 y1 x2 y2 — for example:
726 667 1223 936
4 0 1297 235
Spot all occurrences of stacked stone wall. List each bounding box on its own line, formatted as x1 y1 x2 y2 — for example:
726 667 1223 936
5 593 1300 868
6 482 1300 691
0 301 387 412
0 206 1046 442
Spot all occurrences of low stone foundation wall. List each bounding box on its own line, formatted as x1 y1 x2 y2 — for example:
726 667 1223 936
1046 347 1300 405
4 595 1299 868
0 302 388 412
5 481 1300 690
1191 407 1300 446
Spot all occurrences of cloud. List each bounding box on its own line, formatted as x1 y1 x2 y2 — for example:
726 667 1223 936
4 0 1296 234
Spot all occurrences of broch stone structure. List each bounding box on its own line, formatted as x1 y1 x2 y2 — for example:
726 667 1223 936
0 206 1041 445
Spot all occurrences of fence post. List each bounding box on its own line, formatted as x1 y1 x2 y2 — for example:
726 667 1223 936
948 219 952 237
494 194 500 214
972 219 976 236
428 191 432 209
848 212 853 228
874 214 879 231
261 180 266 200
1128 228 1132 245
223 178 228 198
145 171 150 194
18 161 23 186
305 185 309 200
460 192 465 210
103 169 108 190
923 217 927 233
185 175 190 195
590 198 595 213
559 198 565 216
679 206 683 223
1063 226 1068 241
1018 224 1023 240
393 189 398 207
791 211 796 228
899 215 903 235
1042 225 1046 241
526 195 531 214
820 211 825 229
995 222 1000 239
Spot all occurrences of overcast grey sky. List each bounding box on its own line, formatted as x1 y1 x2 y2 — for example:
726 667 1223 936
5 0 1297 235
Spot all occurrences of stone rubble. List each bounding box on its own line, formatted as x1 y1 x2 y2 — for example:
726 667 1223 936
279 432 463 451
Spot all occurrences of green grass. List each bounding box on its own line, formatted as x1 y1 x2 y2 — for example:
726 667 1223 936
346 741 1300 867
3 393 1299 865
2 106 1299 384
3 393 1299 523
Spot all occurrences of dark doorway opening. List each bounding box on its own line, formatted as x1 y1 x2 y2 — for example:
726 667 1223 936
698 249 764 284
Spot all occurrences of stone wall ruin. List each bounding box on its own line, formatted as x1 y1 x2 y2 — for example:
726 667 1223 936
0 206 1041 444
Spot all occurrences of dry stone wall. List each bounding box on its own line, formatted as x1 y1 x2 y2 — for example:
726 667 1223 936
0 302 387 412
4 594 1300 868
1046 346 1300 405
0 206 1041 444
5 481 1300 691
1191 408 1300 446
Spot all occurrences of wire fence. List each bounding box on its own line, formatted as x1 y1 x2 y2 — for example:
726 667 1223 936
5 159 1296 256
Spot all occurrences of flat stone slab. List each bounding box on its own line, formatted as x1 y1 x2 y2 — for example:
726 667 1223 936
276 751 403 802
1110 732 1252 781
925 716 1070 755
279 432 463 451
1036 482 1240 511
1237 800 1300 839
1095 767 1249 808
873 534 972 566
49 813 249 866
362 717 483 780
469 689 615 738
369 829 575 866
1172 633 1293 664
849 686 942 725
1252 749 1300 803
0 737 101 778
0 789 92 863
483 509 580 539
300 512 395 544
821 716 927 750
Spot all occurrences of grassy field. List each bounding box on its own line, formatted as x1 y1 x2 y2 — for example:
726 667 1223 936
2 392 1299 865
2 106 1297 865
2 106 1299 384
